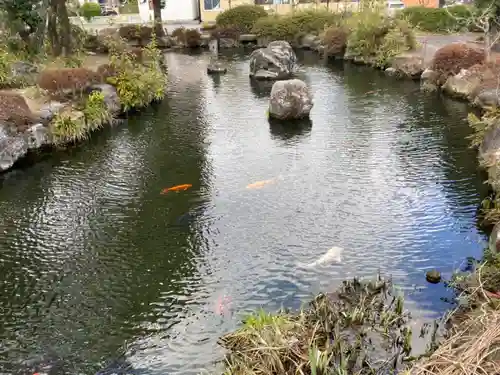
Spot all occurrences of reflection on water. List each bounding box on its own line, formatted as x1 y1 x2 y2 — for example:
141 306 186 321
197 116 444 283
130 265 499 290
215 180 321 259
0 51 488 375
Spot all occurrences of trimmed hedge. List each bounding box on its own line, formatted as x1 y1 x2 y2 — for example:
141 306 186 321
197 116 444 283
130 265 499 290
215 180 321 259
399 5 479 33
215 5 268 33
252 10 343 41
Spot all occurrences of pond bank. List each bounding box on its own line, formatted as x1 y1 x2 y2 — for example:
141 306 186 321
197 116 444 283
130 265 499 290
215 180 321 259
0 44 167 174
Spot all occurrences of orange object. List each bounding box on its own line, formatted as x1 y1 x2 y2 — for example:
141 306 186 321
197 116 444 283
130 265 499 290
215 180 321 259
161 184 192 194
246 179 275 189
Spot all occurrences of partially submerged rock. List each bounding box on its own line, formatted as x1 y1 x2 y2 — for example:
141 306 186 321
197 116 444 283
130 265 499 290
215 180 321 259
390 55 424 80
442 69 481 101
249 41 297 81
207 61 228 75
268 79 313 120
474 88 500 108
420 68 439 92
426 270 442 284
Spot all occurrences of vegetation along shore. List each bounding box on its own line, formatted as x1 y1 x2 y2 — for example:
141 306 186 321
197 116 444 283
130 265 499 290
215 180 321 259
1 0 500 374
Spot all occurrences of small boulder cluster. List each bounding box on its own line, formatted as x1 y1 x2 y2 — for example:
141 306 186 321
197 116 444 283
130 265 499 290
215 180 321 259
248 40 313 121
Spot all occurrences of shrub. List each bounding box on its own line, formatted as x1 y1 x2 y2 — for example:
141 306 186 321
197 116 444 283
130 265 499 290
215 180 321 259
171 27 201 48
252 10 342 42
344 12 415 66
80 2 101 22
211 26 241 41
216 4 268 33
0 92 35 131
82 91 112 130
118 25 153 45
37 67 102 94
107 40 166 111
431 43 484 83
322 26 349 57
50 112 87 144
399 5 476 33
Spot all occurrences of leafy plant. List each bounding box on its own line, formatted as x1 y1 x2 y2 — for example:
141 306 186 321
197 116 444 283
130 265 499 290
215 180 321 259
82 91 112 130
50 113 87 144
107 37 165 111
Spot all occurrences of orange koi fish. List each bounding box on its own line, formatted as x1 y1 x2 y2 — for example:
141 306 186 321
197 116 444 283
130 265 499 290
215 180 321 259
161 184 192 194
246 178 275 190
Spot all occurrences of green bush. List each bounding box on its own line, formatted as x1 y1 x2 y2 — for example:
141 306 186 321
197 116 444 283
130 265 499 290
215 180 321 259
80 2 102 22
215 4 268 33
82 91 112 130
107 39 166 111
399 5 477 33
50 113 87 144
252 10 342 42
171 27 201 48
344 12 415 67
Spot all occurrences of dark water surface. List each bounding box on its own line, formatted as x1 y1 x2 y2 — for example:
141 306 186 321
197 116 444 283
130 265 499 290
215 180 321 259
0 51 489 374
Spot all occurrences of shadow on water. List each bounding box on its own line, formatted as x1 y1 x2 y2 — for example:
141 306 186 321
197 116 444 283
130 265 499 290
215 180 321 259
250 79 274 98
268 117 313 143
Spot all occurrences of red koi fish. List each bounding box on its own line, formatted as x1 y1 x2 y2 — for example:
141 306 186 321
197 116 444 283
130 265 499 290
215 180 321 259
161 184 192 194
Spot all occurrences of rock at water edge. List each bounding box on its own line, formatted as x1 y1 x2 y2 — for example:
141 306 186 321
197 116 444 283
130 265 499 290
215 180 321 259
249 40 297 81
268 79 313 120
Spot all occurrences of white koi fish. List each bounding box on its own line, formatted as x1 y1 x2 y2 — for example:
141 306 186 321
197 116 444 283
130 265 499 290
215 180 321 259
298 246 343 268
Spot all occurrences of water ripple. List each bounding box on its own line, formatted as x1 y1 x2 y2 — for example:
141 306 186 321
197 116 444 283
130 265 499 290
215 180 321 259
0 52 487 374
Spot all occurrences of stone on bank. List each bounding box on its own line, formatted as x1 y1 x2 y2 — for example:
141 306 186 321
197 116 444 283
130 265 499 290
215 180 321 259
268 79 313 120
249 41 297 81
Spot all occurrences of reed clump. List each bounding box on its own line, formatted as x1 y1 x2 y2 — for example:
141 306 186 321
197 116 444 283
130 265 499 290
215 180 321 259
219 277 417 375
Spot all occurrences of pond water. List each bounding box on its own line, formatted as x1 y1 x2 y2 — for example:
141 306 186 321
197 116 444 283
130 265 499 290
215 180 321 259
0 51 489 375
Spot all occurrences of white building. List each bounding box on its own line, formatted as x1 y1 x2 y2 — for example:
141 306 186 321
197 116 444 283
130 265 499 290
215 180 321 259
137 0 200 23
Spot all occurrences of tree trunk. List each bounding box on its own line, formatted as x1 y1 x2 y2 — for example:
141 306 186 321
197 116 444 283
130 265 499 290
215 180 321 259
56 0 72 56
152 0 165 36
48 0 60 56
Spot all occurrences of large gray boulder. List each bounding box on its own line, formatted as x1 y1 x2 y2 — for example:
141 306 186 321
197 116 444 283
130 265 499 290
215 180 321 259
268 79 313 120
442 69 481 101
0 124 28 172
249 40 297 81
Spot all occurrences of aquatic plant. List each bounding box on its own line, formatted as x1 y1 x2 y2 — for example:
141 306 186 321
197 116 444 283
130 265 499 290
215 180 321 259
50 112 88 144
82 91 112 130
216 5 268 34
218 277 417 375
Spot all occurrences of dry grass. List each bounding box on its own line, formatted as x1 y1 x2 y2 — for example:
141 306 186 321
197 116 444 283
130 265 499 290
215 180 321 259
431 44 484 85
37 68 102 95
410 307 500 375
219 277 417 375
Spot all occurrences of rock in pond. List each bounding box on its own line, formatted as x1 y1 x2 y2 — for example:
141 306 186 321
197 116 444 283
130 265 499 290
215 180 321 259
0 124 28 172
425 270 441 284
249 40 297 81
207 61 228 74
442 69 481 101
268 79 313 120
